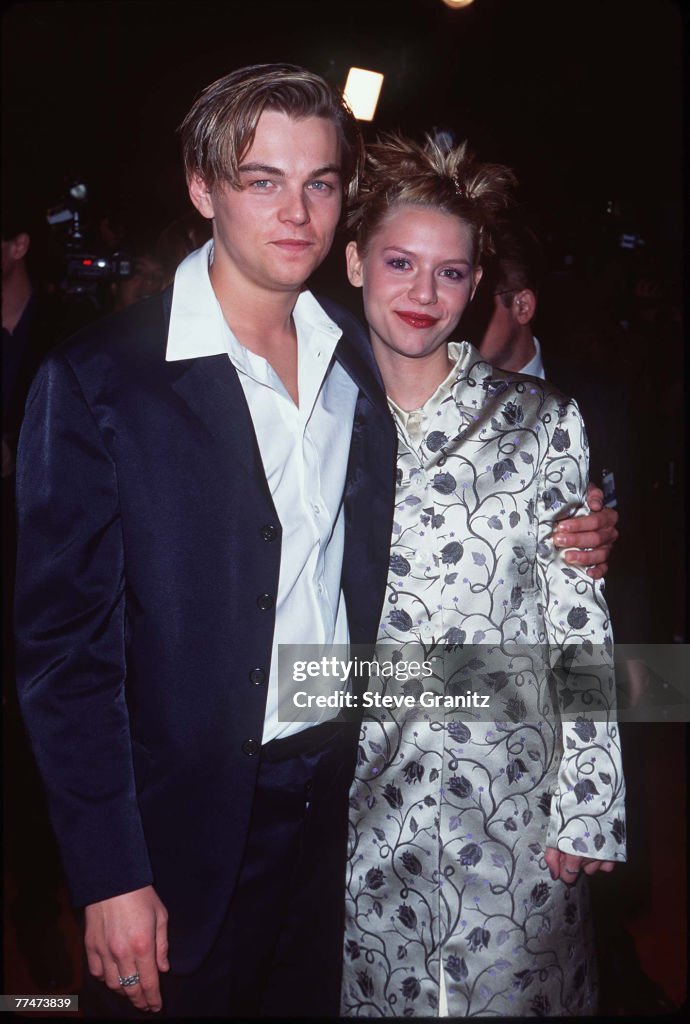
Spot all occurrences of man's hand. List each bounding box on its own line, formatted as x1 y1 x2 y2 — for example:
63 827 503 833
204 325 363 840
552 483 619 580
544 847 616 884
84 885 169 1013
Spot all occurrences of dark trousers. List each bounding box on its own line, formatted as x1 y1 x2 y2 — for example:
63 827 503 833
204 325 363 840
82 722 357 1018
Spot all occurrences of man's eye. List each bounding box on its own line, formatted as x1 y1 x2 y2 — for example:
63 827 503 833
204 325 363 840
249 179 272 189
307 180 335 192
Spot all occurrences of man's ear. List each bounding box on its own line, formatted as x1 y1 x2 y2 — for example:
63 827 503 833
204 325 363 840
513 288 537 325
187 174 215 221
345 241 364 287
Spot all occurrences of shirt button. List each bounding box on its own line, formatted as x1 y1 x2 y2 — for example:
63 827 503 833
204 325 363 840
312 504 321 516
420 623 434 638
256 593 274 611
249 668 266 685
242 739 260 756
317 582 324 595
260 524 278 542
415 549 430 566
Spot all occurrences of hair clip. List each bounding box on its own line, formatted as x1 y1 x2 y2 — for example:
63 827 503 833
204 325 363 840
452 175 466 198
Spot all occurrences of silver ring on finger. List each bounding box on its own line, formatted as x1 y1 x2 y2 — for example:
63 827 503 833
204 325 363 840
118 972 141 987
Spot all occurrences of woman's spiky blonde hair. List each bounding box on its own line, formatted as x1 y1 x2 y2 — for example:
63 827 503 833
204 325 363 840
347 132 517 263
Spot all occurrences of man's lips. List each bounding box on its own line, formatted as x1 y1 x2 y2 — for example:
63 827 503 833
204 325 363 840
394 310 440 329
270 239 313 252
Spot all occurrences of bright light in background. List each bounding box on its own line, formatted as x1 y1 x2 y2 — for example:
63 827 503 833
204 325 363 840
343 67 384 121
441 0 475 9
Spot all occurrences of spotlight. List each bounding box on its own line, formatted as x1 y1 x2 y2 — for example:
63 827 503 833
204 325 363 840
343 67 384 121
441 0 475 9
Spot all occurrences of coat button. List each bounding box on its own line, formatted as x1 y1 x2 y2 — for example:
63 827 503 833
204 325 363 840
256 593 274 611
249 667 266 685
260 524 278 542
242 739 260 756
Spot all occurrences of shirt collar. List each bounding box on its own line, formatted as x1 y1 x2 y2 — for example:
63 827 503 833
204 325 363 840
165 239 342 364
518 335 545 379
387 340 476 430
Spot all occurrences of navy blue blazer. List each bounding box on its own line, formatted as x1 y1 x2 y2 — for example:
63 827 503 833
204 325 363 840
14 288 396 971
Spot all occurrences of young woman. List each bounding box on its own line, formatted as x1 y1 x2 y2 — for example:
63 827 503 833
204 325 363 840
341 136 626 1018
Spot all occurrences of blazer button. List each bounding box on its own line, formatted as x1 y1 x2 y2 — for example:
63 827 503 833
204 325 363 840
256 593 274 611
242 739 260 756
260 524 278 542
249 667 266 686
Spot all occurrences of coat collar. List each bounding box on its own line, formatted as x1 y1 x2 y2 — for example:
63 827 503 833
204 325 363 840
158 289 271 497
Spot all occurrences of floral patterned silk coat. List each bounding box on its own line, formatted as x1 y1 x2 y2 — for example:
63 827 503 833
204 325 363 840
342 342 626 1018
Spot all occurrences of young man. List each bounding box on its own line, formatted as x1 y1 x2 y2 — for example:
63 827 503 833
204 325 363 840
15 64 397 1018
14 66 615 1017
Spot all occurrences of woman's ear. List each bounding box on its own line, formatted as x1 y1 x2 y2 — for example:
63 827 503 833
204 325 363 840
345 241 364 287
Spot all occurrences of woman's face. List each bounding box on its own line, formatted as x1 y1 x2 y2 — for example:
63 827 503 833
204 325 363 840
346 204 482 366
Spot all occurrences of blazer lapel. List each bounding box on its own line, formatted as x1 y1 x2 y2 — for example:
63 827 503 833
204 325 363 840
159 285 272 502
334 332 390 422
166 354 273 507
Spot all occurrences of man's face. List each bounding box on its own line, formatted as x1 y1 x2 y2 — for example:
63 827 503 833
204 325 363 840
189 110 343 295
1 233 29 281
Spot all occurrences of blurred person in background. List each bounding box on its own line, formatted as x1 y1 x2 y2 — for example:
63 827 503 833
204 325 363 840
2 188 73 991
109 249 166 312
155 209 211 289
460 217 619 576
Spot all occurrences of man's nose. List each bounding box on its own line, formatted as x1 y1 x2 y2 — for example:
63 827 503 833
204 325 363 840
278 187 310 226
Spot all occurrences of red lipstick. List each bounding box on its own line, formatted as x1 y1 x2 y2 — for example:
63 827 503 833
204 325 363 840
394 310 440 329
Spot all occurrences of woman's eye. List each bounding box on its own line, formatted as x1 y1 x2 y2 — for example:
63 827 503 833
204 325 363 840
387 258 411 271
440 267 466 281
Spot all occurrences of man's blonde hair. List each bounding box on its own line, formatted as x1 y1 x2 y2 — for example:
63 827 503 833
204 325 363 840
178 63 363 202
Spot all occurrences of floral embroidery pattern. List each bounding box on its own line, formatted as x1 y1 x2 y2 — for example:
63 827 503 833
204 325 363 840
342 343 626 1018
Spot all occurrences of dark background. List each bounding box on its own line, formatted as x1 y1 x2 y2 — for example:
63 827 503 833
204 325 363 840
2 0 684 262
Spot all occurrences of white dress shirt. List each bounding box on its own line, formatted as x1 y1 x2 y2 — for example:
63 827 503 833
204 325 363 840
167 241 358 742
519 334 545 378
